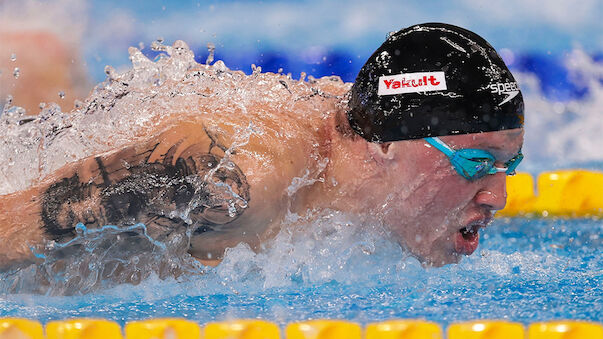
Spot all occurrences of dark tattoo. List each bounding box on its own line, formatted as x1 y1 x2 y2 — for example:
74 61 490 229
40 174 90 239
40 130 250 241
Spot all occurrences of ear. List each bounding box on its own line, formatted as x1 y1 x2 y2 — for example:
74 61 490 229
367 141 396 163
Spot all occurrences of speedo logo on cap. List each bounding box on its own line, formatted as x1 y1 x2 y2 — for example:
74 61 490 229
489 82 520 106
378 71 447 96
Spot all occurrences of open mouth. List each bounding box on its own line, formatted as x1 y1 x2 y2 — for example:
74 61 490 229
460 225 479 241
454 224 481 256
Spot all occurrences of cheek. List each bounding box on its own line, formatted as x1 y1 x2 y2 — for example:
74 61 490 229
384 166 478 253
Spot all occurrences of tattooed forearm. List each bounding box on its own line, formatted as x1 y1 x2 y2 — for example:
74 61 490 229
40 127 250 242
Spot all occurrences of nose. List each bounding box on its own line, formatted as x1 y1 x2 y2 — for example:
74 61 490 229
474 173 507 211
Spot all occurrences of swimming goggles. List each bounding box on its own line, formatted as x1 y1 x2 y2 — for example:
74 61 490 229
424 137 523 181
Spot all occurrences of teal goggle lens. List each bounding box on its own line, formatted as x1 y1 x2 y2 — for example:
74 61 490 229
451 149 523 181
451 149 496 180
424 137 523 181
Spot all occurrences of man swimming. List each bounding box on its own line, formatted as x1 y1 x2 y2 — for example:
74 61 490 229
0 23 524 269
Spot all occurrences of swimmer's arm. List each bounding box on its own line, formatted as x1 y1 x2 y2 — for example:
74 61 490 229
0 122 210 267
0 121 287 268
0 189 46 268
0 147 148 268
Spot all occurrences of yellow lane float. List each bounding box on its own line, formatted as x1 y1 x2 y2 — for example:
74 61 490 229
500 170 603 218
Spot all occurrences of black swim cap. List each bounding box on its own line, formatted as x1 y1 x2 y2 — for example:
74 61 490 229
348 23 524 142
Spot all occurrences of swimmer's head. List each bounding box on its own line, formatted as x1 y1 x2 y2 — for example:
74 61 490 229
347 23 524 143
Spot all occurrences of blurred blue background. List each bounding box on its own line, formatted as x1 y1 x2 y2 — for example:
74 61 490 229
2 0 601 102
2 0 602 167
77 0 602 101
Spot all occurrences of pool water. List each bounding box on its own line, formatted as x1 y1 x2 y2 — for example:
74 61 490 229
1 215 600 327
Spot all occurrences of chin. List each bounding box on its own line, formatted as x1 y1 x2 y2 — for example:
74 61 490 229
416 251 461 267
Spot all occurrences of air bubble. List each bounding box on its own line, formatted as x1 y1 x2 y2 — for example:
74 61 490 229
104 65 116 78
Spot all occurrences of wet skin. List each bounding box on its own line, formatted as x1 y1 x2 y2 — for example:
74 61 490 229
346 128 525 266
0 106 325 268
39 125 250 241
0 122 255 267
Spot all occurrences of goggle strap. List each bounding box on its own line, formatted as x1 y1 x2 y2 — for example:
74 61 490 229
424 137 455 157
488 166 508 174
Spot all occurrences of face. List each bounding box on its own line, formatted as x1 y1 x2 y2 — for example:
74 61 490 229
365 128 524 266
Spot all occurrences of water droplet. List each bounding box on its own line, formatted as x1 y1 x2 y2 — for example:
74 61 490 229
10 53 16 61
13 67 20 79
251 64 262 75
228 203 237 217
104 65 117 80
277 68 283 74
150 40 168 52
74 99 83 108
58 91 65 99
75 223 86 234
138 41 145 50
39 102 46 109
156 37 164 43
205 42 215 65
300 72 307 81
236 199 248 209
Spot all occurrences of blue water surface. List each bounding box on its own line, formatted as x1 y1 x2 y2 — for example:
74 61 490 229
1 217 600 328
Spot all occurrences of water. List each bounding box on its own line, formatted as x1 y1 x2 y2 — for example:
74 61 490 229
0 217 600 326
0 41 601 325
0 40 348 195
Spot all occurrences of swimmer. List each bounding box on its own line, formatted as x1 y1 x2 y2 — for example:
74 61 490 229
0 23 524 269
